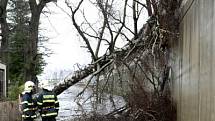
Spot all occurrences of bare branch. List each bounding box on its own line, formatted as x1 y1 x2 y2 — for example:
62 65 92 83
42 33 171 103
97 0 114 53
83 31 110 44
136 6 145 22
134 0 148 9
76 59 113 97
133 0 138 39
81 10 98 36
113 0 128 45
146 0 152 16
76 74 94 97
65 0 97 61
112 30 131 43
123 43 137 60
95 9 107 57
100 67 114 94
108 12 135 35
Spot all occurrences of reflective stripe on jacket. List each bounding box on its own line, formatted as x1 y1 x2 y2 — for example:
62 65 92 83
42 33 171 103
21 92 37 119
37 89 59 118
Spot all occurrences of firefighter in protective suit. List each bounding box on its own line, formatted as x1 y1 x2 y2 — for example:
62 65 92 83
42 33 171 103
20 81 37 121
37 81 59 121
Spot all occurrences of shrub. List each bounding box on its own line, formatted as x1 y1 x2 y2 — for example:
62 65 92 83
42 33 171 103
8 83 24 101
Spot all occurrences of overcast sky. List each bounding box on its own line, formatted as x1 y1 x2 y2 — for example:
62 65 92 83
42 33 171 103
38 1 92 80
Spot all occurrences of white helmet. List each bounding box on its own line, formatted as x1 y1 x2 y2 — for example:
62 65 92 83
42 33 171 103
40 80 52 91
24 81 35 92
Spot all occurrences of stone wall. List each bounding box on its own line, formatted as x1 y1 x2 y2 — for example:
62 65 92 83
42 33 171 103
0 101 21 121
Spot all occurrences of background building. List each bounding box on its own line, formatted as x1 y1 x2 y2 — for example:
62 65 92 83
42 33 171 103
0 62 6 98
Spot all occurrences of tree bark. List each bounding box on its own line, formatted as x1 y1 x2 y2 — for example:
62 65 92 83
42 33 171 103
24 1 40 82
53 65 94 95
24 0 54 82
146 0 152 16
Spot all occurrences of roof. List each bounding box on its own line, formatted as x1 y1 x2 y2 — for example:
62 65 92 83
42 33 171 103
0 63 6 70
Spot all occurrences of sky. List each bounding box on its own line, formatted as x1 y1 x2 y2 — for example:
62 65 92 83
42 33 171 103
38 1 92 80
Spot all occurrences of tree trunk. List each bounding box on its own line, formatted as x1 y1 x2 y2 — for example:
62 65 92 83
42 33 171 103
53 65 94 95
24 1 45 83
0 0 9 63
24 11 40 82
24 0 57 83
0 0 9 96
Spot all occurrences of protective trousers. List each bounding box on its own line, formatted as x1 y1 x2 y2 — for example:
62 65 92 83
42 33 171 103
23 118 34 121
42 117 56 121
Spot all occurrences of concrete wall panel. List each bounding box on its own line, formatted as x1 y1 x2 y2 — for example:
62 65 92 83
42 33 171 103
174 0 215 120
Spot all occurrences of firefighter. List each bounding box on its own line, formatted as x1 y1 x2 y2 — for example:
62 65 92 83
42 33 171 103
20 81 37 121
37 81 59 121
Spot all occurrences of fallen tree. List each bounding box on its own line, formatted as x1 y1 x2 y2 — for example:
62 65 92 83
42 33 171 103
52 0 182 96
52 0 181 120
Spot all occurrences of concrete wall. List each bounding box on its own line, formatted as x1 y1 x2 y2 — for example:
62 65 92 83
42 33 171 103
172 0 215 120
0 101 21 121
